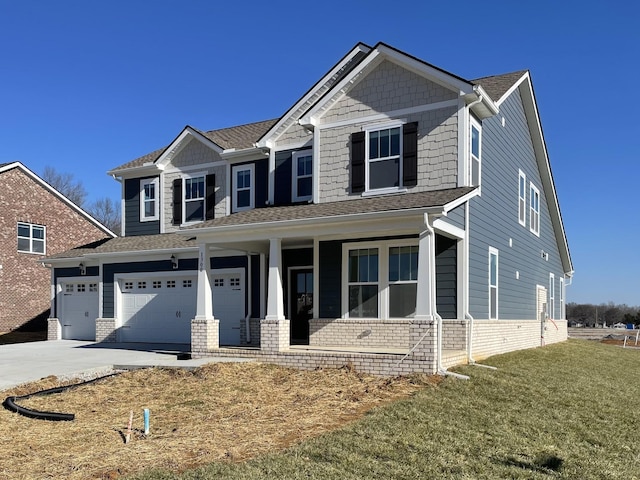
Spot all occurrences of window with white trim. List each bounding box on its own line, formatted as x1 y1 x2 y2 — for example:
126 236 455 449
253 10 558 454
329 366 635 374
529 183 540 236
549 273 555 320
518 170 526 226
184 175 205 223
489 247 498 319
366 124 402 192
17 222 46 254
559 277 565 319
292 151 313 202
232 164 254 212
344 241 419 319
469 118 482 186
140 178 159 221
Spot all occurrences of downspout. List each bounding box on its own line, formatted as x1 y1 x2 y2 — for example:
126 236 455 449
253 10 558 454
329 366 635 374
245 254 252 344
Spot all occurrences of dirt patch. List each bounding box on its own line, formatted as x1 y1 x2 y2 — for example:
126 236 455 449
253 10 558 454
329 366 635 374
0 362 440 479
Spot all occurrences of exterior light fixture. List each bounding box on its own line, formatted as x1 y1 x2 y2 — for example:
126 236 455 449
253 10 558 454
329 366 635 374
171 254 178 269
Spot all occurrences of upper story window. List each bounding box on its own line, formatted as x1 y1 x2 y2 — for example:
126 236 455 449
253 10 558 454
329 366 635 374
17 222 46 254
184 176 205 223
172 174 215 226
140 178 159 222
518 170 526 226
292 151 313 202
529 182 540 236
350 122 418 195
469 117 482 187
232 164 254 212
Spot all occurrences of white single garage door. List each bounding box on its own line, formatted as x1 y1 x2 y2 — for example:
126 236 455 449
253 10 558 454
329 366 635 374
212 271 244 345
120 275 197 344
60 280 99 341
118 269 244 345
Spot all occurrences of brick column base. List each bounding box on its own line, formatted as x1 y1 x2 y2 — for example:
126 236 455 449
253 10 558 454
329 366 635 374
47 318 61 341
260 318 290 352
409 319 437 374
191 318 219 357
96 318 117 343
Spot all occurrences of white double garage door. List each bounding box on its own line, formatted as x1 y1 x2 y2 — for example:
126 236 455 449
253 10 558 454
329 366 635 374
60 269 244 345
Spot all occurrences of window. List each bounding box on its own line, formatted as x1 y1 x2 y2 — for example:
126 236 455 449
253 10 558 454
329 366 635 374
77 284 86 293
184 176 205 222
347 248 379 318
89 284 98 292
183 279 192 288
153 281 162 289
560 277 565 319
17 222 45 254
124 282 133 290
367 125 401 191
292 151 313 202
529 183 540 236
214 278 224 287
549 273 555 320
518 170 526 226
140 178 159 221
489 247 499 319
232 164 254 212
230 277 241 287
388 246 419 318
469 118 482 186
65 284 74 293
167 280 176 288
137 281 147 289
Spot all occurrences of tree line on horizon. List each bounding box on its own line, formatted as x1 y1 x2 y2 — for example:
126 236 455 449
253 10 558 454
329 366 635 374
567 302 640 327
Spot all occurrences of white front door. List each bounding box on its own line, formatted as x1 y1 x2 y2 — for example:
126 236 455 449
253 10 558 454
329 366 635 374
61 280 99 341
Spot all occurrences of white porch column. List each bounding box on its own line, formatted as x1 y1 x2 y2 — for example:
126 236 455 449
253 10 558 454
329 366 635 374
261 237 289 351
415 215 436 321
265 238 285 321
195 243 213 320
192 243 219 355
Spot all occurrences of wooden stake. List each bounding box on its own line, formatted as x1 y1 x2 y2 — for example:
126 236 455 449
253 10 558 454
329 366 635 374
125 410 134 444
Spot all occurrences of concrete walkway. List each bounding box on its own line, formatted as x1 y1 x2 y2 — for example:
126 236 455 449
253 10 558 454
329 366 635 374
0 340 251 391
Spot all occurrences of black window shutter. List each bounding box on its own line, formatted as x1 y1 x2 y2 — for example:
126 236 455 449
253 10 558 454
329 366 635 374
351 131 366 193
205 174 216 220
403 122 418 187
172 178 182 225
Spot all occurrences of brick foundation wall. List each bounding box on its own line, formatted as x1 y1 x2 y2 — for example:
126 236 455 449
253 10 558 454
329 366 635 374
442 320 468 351
0 166 110 331
239 318 260 346
260 318 290 352
96 318 117 343
47 318 61 340
309 319 409 349
191 318 220 355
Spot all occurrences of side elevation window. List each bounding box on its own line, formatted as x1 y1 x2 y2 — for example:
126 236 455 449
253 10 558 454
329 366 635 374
489 247 498 319
529 183 540 236
17 222 45 254
469 117 482 187
140 178 159 221
518 170 526 226
232 164 254 212
350 122 418 195
292 151 313 202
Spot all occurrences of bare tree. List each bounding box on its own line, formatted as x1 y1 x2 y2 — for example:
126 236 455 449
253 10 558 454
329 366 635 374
87 197 121 234
42 166 87 207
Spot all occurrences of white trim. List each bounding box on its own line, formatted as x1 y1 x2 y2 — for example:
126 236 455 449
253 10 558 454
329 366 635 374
518 169 527 227
267 148 275 206
529 182 540 237
155 126 224 169
469 116 482 187
489 247 499 320
317 99 458 131
433 218 465 239
232 164 255 213
457 97 467 188
313 238 319 319
0 162 116 237
139 177 159 222
549 273 555 320
364 121 403 193
162 160 227 175
312 129 320 204
272 139 313 152
17 221 46 255
225 163 231 216
182 172 207 225
291 150 313 203
495 71 530 106
559 277 565 320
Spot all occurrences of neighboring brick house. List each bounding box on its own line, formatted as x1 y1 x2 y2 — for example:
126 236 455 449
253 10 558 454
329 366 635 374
46 42 573 376
0 162 115 332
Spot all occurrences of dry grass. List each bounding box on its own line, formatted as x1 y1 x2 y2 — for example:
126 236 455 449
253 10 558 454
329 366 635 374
0 362 435 479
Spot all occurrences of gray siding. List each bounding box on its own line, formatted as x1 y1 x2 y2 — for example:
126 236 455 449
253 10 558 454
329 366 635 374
436 235 457 319
439 203 465 231
468 89 565 320
318 241 342 318
124 178 160 237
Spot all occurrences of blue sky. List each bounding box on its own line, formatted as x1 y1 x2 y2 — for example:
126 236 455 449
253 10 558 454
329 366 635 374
0 1 638 305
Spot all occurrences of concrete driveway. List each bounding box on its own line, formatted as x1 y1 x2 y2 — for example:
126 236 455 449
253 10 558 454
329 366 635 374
0 340 250 391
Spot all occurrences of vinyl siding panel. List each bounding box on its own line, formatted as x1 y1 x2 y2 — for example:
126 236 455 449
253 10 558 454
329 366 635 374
124 178 160 236
319 241 342 318
468 89 565 320
436 235 457 319
274 151 293 205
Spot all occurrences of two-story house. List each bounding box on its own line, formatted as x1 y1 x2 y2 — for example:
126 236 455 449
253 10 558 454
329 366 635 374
0 162 115 334
45 42 573 376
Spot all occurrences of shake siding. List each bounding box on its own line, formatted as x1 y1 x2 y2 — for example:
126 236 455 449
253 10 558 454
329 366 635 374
468 89 565 320
124 178 160 236
276 122 311 146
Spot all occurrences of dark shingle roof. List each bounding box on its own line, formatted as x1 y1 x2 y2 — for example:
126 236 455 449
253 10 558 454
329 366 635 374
471 70 528 102
111 119 278 173
190 187 476 230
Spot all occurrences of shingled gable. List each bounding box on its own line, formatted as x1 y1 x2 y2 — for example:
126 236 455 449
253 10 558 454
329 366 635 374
471 70 529 104
108 119 278 174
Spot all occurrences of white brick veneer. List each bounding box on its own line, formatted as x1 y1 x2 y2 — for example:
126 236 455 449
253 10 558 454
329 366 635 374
260 318 290 352
96 318 117 343
191 318 219 356
309 319 409 349
47 318 61 341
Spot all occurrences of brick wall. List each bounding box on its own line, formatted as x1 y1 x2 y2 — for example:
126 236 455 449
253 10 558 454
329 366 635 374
309 318 409 349
0 166 110 331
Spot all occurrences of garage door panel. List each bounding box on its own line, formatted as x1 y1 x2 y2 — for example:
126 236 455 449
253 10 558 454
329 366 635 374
61 281 99 341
